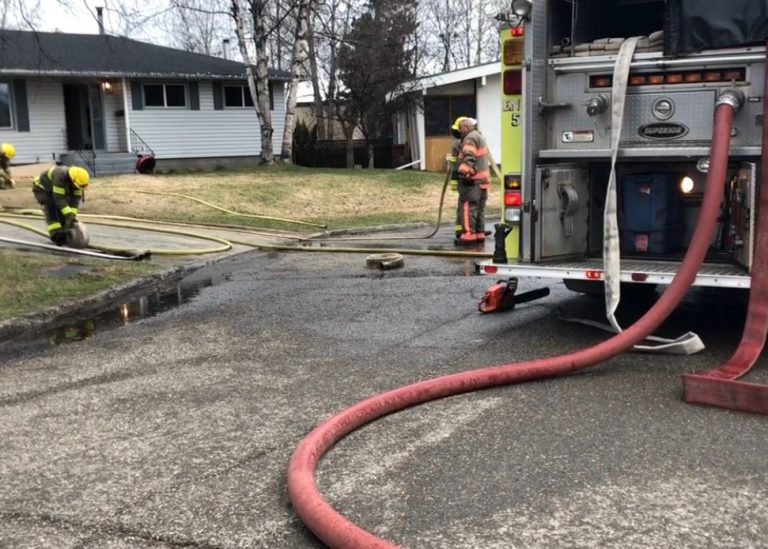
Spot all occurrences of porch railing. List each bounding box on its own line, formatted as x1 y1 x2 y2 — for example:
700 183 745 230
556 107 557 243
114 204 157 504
130 129 155 157
75 149 97 176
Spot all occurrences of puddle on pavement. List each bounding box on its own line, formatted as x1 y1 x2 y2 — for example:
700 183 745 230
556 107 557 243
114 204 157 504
4 265 231 351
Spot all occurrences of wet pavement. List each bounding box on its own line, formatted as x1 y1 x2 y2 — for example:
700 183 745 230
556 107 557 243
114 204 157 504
1 224 767 548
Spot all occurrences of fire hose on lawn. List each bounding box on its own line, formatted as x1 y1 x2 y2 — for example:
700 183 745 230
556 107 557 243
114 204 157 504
286 93 744 547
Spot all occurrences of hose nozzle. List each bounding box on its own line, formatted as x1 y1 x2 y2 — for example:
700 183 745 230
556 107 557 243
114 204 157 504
716 89 745 112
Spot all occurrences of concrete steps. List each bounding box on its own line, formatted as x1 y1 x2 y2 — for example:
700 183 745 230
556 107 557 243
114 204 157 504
60 152 143 177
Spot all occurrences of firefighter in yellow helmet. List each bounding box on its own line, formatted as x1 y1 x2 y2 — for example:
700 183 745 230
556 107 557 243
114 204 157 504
32 165 90 245
0 143 16 189
455 117 491 245
449 116 468 238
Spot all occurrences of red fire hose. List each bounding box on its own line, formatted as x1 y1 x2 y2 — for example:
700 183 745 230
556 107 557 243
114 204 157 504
682 53 768 414
287 100 740 549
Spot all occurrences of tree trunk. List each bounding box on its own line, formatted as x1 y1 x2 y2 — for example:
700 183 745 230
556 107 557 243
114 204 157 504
367 140 375 169
280 0 313 162
231 0 275 164
307 21 324 140
345 130 354 168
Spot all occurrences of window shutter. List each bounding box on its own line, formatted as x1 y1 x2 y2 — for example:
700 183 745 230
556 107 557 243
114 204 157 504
212 82 223 110
130 80 143 110
13 80 29 132
189 81 200 110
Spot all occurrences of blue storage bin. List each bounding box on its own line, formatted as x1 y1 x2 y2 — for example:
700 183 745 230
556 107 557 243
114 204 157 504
620 173 684 254
621 225 684 254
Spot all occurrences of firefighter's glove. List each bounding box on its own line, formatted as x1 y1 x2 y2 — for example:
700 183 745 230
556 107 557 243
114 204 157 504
50 230 67 246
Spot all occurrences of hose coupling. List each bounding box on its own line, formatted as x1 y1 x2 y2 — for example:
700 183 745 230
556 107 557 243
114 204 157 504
716 89 745 112
586 95 609 117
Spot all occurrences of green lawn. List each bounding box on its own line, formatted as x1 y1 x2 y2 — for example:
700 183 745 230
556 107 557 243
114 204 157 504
0 165 500 322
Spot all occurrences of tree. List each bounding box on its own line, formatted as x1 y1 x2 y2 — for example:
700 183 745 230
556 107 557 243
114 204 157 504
231 0 277 164
307 0 360 146
167 0 232 56
416 0 507 73
337 0 418 168
0 0 41 29
280 0 315 162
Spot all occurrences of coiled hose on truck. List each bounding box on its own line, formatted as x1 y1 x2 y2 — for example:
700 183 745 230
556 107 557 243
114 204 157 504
286 94 743 548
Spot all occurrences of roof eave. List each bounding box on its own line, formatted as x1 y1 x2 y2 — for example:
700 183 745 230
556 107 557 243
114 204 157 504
0 69 291 81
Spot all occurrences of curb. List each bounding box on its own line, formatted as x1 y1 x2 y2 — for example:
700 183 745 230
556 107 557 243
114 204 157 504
0 259 210 344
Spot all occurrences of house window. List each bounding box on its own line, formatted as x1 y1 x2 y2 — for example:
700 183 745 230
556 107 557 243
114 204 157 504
0 83 12 128
224 85 254 108
424 95 476 136
143 83 187 108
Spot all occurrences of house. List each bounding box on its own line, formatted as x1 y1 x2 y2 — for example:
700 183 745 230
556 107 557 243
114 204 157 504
0 29 291 174
294 100 365 142
396 62 501 172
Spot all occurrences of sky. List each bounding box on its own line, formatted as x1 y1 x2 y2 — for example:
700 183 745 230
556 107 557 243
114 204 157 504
37 0 168 43
39 0 118 34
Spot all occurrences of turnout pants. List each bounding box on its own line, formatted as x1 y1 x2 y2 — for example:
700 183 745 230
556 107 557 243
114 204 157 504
33 188 66 239
457 182 488 236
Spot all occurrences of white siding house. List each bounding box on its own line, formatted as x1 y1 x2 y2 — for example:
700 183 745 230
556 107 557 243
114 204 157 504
0 30 290 174
398 62 501 172
126 81 286 160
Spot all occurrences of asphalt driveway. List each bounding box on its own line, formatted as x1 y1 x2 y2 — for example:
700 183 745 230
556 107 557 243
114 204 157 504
1 232 767 548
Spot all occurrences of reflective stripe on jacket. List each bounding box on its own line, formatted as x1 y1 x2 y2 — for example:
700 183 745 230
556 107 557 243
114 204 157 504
33 166 82 216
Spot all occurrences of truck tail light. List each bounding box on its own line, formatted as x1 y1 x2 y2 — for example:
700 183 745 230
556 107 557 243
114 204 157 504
503 40 524 66
503 70 522 94
504 191 522 207
504 174 522 189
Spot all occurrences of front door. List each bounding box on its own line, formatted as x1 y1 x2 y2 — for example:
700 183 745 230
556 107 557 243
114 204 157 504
63 83 105 151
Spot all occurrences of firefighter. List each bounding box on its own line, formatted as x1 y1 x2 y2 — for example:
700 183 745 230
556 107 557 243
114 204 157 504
32 165 90 245
0 143 15 189
455 117 491 245
449 116 468 238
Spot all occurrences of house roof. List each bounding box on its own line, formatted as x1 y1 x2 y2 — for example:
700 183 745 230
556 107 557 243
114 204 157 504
415 62 500 90
0 29 291 81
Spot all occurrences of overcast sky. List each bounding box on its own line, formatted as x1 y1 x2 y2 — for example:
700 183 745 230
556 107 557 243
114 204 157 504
37 0 168 43
39 1 113 34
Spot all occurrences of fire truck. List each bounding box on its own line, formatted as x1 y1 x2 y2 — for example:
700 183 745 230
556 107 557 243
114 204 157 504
479 0 767 294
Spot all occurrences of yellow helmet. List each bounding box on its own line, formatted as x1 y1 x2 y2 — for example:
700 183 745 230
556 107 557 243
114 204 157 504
451 116 469 131
1 143 15 158
68 166 91 189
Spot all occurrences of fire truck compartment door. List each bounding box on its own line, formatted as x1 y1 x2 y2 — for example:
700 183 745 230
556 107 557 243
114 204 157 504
535 164 590 261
